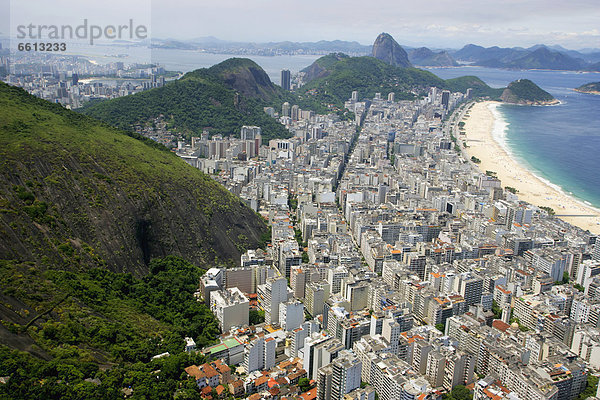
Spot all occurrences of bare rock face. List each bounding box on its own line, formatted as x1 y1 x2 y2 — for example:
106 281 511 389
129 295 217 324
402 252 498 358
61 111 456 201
372 33 412 68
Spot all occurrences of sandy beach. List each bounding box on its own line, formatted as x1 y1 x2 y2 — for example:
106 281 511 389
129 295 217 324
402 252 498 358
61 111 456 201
461 101 600 234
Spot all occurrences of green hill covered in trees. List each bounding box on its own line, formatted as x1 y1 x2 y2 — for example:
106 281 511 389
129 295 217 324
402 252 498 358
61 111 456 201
298 56 445 105
0 82 269 398
500 79 558 104
575 82 600 94
298 54 503 106
0 256 220 399
0 82 266 273
81 58 291 140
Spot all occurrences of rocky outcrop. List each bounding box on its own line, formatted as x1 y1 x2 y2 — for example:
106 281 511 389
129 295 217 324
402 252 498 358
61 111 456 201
371 33 411 68
0 83 268 275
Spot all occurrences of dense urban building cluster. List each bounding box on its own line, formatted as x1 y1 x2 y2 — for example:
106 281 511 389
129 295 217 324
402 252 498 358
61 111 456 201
1 53 168 108
173 80 600 400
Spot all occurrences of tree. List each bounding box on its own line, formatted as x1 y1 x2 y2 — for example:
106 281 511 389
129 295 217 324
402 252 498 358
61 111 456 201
540 206 555 216
249 309 265 325
491 300 502 319
302 252 309 263
443 385 473 400
298 377 311 392
577 375 599 400
435 323 445 333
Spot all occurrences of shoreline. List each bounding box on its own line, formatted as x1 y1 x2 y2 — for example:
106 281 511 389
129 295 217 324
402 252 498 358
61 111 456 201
574 89 600 95
461 101 600 234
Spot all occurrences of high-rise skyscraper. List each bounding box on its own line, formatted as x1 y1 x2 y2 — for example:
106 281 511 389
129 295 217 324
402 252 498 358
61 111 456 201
258 276 288 324
281 69 291 91
282 102 291 117
441 90 451 109
240 125 261 141
317 350 362 400
291 104 300 121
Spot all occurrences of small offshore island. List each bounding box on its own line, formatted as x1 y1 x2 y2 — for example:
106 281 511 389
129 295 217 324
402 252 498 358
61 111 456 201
575 81 600 95
500 78 559 105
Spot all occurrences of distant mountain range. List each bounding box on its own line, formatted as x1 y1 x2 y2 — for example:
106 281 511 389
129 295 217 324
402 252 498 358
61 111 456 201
152 37 372 55
408 47 458 67
152 37 600 71
297 33 556 106
450 44 600 71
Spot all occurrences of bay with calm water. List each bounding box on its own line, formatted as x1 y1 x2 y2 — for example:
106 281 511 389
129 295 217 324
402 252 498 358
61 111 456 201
63 43 321 85
428 66 600 209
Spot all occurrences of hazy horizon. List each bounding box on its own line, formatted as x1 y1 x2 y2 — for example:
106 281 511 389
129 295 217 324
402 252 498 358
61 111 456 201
1 0 599 51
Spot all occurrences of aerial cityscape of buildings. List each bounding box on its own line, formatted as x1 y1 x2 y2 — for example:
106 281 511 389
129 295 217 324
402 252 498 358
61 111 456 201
168 75 600 399
0 52 173 108
2 43 600 398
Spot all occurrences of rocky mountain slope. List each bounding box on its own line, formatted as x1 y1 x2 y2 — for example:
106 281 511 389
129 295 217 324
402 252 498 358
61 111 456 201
0 82 267 275
371 33 412 68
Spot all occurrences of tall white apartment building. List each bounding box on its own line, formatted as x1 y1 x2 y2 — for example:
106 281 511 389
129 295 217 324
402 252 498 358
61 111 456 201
210 287 249 332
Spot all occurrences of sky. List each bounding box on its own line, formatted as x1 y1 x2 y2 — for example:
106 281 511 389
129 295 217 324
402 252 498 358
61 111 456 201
1 0 599 50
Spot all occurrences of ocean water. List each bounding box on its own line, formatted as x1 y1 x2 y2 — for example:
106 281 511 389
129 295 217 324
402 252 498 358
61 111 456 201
61 43 320 85
428 66 600 209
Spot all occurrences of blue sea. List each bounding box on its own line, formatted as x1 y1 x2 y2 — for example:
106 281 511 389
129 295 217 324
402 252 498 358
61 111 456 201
427 66 600 209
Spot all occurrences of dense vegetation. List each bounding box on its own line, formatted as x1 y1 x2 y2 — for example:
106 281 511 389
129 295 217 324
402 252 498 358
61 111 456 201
0 82 268 398
302 52 351 82
0 82 266 274
249 309 266 325
298 56 445 106
500 79 555 104
0 256 219 399
442 385 472 400
576 374 599 400
81 58 291 140
575 82 600 94
299 54 506 107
